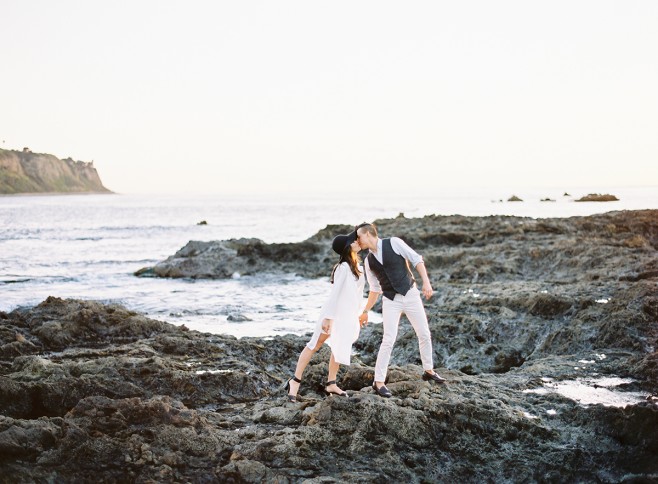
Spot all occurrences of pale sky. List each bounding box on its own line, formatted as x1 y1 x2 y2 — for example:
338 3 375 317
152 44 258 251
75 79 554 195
2 1 657 195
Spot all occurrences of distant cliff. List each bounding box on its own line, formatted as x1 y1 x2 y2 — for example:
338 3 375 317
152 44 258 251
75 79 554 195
0 148 112 194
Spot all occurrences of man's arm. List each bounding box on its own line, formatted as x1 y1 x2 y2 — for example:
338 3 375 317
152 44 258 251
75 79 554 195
390 237 423 267
363 257 382 293
415 262 434 300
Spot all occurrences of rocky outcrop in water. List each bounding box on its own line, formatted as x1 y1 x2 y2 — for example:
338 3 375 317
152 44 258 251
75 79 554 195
0 148 111 194
576 193 620 202
2 210 657 481
136 210 657 284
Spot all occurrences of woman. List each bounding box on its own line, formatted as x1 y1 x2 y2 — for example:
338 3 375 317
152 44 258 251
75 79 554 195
285 230 366 402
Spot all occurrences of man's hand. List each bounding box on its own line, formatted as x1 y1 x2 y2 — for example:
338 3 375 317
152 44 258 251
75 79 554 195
415 263 434 300
359 312 368 328
421 283 434 300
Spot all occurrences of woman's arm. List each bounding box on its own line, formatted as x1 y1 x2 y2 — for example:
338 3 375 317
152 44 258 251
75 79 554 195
321 263 349 321
359 290 381 327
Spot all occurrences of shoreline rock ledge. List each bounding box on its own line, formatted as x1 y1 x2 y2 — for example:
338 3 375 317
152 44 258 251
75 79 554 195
1 209 656 481
0 288 656 482
135 210 658 282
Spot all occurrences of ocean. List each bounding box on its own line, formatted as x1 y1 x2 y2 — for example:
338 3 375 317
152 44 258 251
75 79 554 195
1 186 656 338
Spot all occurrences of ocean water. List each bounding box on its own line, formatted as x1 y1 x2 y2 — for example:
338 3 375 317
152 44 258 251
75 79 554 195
1 186 656 338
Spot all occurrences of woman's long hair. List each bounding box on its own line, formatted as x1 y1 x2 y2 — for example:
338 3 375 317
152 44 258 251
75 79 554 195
331 244 362 283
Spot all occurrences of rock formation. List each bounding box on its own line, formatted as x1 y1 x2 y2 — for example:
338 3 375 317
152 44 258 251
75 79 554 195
136 210 658 284
575 193 620 202
0 148 111 194
2 210 657 481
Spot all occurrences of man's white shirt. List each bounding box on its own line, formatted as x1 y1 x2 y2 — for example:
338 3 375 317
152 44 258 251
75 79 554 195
364 237 423 294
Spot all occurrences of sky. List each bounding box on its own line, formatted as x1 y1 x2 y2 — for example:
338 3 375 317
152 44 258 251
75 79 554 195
1 1 657 195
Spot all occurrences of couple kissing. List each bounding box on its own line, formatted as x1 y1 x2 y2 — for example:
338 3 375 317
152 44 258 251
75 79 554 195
285 222 446 402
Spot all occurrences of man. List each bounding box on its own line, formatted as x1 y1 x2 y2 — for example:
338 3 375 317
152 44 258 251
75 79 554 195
356 222 446 398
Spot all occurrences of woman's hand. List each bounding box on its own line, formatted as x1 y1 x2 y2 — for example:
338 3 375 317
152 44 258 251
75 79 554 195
359 312 368 328
321 318 333 335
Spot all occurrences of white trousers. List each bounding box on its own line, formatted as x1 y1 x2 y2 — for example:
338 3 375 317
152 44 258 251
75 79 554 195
374 286 434 383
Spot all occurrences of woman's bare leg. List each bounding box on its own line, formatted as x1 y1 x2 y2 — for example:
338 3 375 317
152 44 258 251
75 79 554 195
325 352 345 394
288 333 329 397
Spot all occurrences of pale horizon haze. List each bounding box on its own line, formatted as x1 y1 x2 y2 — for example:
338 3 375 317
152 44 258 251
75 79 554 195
2 1 657 195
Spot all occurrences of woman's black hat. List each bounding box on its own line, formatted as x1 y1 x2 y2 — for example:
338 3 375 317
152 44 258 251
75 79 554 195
332 230 357 255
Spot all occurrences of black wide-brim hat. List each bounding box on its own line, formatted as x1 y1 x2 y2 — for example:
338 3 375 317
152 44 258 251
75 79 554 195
332 230 357 255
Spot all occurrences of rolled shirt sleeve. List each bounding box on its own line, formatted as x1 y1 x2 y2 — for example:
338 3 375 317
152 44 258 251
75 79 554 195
363 257 382 294
390 237 424 267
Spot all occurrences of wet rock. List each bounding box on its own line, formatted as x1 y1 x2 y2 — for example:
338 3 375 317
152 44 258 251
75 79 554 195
527 294 573 318
491 347 526 373
227 313 252 322
136 238 331 279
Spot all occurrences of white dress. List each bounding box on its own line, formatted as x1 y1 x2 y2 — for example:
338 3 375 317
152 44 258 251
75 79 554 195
306 262 365 365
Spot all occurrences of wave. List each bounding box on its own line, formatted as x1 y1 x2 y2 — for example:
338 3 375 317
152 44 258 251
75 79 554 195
0 277 32 285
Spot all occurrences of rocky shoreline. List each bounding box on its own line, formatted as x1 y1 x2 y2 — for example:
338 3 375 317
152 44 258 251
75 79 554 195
2 210 657 482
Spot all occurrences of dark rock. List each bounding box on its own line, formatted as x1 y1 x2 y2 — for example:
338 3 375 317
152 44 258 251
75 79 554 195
491 347 526 373
227 313 252 322
575 193 620 202
136 210 658 281
507 195 523 202
527 294 573 318
1 293 656 481
3 209 658 481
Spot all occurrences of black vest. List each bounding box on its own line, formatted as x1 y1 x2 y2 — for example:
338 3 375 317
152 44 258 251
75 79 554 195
367 238 415 301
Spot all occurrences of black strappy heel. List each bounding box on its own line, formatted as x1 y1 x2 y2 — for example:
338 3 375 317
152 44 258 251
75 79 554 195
325 380 348 397
284 376 301 402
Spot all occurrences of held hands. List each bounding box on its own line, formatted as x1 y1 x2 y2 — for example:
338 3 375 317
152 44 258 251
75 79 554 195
358 312 368 328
